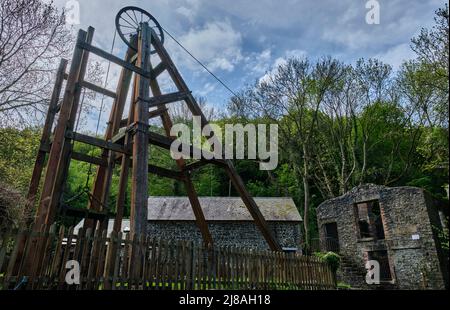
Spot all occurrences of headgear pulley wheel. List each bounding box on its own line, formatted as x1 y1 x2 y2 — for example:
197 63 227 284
115 6 164 54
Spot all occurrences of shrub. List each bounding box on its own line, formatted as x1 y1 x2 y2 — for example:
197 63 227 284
314 251 341 273
0 182 29 230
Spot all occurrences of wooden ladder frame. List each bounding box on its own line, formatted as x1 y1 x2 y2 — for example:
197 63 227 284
27 24 281 251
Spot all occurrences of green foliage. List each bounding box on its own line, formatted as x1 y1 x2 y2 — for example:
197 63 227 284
314 251 341 273
337 282 352 289
0 182 28 229
0 127 41 192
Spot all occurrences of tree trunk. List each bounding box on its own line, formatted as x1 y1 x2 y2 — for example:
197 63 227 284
301 144 311 248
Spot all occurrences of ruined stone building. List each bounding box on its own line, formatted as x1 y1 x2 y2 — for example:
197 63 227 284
76 196 302 251
317 184 448 290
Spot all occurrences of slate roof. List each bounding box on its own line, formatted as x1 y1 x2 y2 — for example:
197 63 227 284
147 196 302 222
75 196 301 234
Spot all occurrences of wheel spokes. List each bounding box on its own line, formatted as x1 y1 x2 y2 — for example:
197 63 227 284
124 11 139 27
116 6 164 53
120 16 136 29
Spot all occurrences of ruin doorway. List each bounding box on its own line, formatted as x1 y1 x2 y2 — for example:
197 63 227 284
368 250 393 282
323 222 340 252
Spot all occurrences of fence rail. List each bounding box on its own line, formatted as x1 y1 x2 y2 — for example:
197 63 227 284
0 225 336 290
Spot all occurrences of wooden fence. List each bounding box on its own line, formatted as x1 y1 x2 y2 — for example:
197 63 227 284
0 225 336 290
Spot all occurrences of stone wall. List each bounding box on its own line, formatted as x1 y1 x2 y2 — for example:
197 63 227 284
147 221 302 250
316 184 448 290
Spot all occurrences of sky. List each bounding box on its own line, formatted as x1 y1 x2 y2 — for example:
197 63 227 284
47 0 444 131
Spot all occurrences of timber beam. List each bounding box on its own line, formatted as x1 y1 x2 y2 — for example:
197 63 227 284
153 62 166 77
119 108 168 128
71 151 108 167
77 41 153 79
66 131 130 155
63 74 117 100
182 160 217 172
148 164 186 181
140 91 191 108
79 80 117 99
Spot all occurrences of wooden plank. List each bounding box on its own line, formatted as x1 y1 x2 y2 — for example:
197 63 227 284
121 233 130 289
86 228 101 289
148 238 157 289
67 131 129 155
150 29 210 130
111 231 123 290
49 226 66 288
103 231 117 290
119 108 168 128
28 225 50 288
71 151 107 167
77 227 92 290
94 230 108 289
144 91 190 108
148 164 185 181
58 226 74 290
129 23 151 237
112 84 136 233
34 28 92 232
77 41 152 79
140 235 149 289
128 233 138 288
79 80 116 99
50 28 95 229
35 225 56 289
152 61 166 77
34 30 87 230
148 131 224 165
182 160 214 172
26 59 68 215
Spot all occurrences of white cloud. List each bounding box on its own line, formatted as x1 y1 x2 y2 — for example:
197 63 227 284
244 48 272 75
374 43 415 70
176 20 243 72
259 49 307 84
176 0 201 22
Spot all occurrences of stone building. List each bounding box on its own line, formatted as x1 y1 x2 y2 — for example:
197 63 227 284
77 196 302 251
316 184 448 290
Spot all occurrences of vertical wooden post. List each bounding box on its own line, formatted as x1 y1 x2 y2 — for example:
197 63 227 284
34 28 93 231
26 59 68 225
113 71 138 233
47 26 95 227
130 23 151 236
86 37 137 231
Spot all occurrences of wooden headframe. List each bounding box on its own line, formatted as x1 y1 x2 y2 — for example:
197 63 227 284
27 24 281 251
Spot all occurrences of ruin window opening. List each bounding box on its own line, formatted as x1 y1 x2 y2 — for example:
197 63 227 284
354 200 385 240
